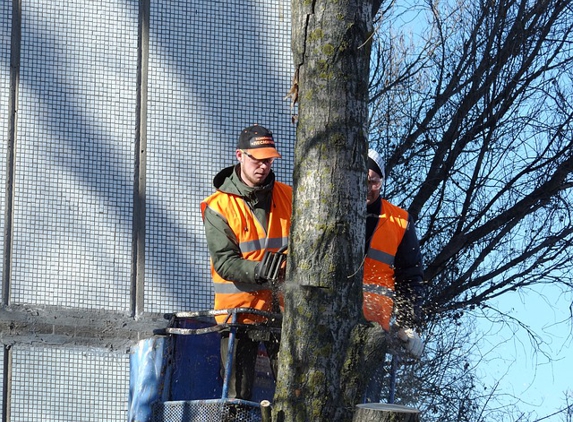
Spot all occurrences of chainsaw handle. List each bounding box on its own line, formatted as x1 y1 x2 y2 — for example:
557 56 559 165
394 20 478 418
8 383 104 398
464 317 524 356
257 246 288 283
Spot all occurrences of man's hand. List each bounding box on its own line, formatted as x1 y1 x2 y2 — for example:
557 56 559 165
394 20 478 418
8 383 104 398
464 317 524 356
396 327 424 358
255 246 287 284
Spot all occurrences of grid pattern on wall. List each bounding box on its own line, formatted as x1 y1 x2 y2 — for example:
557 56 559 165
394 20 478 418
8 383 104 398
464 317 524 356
9 0 139 310
0 0 294 420
0 0 10 286
0 17 11 421
10 346 129 422
144 0 295 313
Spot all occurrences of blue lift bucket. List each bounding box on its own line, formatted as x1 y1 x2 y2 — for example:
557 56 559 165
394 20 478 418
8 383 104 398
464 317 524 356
129 308 281 422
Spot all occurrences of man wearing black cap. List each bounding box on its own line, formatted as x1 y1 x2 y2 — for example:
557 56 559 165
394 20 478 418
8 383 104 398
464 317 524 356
201 124 292 400
363 148 425 401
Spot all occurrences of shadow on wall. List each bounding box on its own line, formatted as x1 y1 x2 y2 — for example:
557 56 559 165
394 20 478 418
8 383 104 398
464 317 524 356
0 1 294 313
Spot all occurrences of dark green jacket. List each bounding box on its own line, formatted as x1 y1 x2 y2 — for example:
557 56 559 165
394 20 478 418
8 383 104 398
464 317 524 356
202 165 276 284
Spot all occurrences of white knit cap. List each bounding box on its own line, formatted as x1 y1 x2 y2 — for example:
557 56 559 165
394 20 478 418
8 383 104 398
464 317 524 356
368 149 385 179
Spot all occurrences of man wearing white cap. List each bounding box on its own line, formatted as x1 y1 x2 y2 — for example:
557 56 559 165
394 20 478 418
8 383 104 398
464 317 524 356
363 149 425 401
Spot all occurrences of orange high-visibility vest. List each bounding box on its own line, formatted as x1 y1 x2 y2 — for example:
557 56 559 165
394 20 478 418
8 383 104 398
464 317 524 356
201 182 292 324
363 200 409 331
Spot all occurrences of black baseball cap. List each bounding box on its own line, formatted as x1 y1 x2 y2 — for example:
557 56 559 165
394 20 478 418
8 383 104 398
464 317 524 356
237 124 281 160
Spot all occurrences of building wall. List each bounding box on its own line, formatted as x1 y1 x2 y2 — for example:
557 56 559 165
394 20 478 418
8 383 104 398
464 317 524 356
0 1 294 420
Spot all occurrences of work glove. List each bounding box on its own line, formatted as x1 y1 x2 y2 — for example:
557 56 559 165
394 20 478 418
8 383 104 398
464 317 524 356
255 247 287 284
396 327 424 358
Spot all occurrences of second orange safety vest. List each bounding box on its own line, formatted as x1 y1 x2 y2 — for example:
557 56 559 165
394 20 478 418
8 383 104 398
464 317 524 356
363 199 409 331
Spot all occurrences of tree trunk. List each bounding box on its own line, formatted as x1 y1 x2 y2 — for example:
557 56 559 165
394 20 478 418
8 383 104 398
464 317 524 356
353 404 420 422
272 1 379 422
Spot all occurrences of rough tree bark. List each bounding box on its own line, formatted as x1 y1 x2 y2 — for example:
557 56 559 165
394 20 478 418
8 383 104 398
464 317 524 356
272 1 386 422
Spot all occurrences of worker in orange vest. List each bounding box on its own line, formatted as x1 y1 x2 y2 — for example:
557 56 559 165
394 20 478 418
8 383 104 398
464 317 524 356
363 148 425 402
201 124 292 400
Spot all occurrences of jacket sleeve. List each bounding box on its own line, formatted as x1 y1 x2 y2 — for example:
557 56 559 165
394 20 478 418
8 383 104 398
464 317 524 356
393 214 425 329
202 205 260 284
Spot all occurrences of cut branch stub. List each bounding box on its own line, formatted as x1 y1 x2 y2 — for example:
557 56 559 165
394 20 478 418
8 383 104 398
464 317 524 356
353 403 420 422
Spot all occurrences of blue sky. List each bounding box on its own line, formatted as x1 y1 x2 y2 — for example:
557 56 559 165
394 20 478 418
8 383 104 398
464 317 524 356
475 284 572 420
390 6 573 420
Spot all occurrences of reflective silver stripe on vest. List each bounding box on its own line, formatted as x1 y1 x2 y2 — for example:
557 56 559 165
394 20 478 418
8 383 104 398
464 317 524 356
266 237 288 250
239 238 264 253
214 282 270 294
239 237 288 254
362 284 395 298
367 247 395 266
